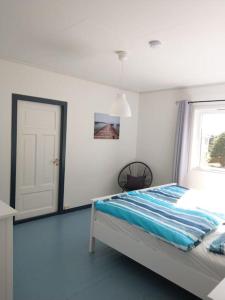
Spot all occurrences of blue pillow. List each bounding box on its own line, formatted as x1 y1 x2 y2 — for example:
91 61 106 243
209 233 225 255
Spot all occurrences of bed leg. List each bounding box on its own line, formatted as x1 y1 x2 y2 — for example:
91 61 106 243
89 236 96 253
89 203 96 253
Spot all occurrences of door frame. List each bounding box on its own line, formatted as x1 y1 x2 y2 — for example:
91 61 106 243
10 94 67 223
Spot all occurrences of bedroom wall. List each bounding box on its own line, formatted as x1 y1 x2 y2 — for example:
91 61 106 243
137 83 225 189
0 59 139 208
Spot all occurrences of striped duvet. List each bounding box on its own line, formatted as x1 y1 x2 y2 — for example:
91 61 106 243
95 185 225 251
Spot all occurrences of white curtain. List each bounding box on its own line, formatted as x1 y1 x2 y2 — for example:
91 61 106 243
172 100 190 185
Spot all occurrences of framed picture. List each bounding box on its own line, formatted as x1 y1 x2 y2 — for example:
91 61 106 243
94 113 120 139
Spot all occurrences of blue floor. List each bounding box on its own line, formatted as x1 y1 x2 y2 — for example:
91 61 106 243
14 208 199 300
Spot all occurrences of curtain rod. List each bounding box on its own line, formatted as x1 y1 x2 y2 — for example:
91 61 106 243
188 100 225 104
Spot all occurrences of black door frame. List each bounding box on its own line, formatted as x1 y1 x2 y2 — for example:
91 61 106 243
10 94 67 223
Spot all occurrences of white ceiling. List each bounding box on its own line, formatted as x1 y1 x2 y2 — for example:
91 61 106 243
1 0 225 92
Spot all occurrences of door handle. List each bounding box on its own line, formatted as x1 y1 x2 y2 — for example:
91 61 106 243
52 158 60 166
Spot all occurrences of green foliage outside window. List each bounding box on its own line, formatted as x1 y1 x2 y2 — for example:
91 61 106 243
209 132 225 167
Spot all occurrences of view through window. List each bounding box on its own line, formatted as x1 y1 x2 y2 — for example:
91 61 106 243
199 111 225 170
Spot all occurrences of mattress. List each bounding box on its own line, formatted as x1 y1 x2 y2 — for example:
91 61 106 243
95 210 225 281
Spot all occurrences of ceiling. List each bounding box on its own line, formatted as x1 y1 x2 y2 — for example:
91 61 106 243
1 0 225 92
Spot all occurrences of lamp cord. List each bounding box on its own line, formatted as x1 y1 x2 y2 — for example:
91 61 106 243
120 59 125 91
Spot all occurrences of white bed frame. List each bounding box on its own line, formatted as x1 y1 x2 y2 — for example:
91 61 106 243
89 184 219 300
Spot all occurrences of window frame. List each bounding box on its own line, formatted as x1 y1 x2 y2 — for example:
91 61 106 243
189 102 225 174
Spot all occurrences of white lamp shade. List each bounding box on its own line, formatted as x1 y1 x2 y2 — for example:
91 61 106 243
110 93 132 117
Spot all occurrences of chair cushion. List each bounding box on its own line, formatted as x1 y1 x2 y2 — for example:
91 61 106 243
125 175 146 191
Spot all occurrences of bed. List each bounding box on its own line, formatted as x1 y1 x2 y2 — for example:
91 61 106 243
89 184 225 300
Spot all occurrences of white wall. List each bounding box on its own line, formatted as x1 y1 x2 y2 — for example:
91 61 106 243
137 83 225 188
2 58 225 208
0 59 139 208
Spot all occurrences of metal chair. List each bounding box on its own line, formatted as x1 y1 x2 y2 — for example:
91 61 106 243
118 161 153 192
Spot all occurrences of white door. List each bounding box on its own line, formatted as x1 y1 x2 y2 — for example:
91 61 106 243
15 100 61 220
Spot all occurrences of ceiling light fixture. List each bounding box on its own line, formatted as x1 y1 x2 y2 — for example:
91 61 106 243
109 51 132 118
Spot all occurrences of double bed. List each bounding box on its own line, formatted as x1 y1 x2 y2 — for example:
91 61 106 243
89 184 225 300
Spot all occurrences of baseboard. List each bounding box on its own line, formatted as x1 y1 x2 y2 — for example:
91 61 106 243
14 212 59 224
63 204 91 214
14 204 91 224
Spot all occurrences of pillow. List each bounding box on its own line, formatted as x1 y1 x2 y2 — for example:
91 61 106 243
208 233 225 255
125 175 146 191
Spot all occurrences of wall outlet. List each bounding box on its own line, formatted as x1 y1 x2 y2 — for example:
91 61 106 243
64 205 71 210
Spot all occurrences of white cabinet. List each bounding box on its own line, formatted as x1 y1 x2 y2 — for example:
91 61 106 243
0 201 16 300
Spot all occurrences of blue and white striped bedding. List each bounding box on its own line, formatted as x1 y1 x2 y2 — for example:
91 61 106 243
95 184 225 251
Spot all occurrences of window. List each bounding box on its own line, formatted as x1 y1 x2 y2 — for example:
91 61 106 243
190 104 225 172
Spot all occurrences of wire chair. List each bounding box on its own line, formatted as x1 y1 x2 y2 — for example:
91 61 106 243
118 161 153 192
